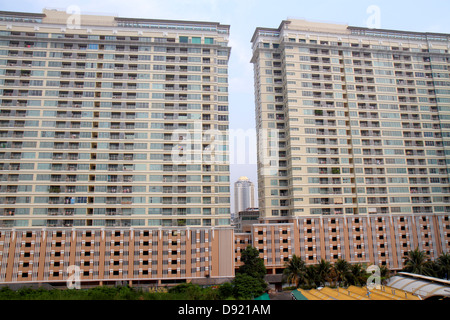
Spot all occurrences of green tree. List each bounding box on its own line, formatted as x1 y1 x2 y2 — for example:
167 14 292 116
379 265 391 285
218 282 234 300
117 285 139 300
403 248 436 276
305 264 319 288
232 273 266 299
334 259 353 287
238 245 266 278
168 283 200 299
282 254 307 288
0 287 16 299
326 267 338 288
168 282 219 300
435 252 450 279
316 259 332 287
233 246 267 299
86 285 133 300
349 263 366 286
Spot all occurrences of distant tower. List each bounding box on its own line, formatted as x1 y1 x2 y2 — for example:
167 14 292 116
234 176 255 214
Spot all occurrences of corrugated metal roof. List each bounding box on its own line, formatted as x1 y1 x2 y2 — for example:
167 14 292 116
254 293 270 300
291 290 309 300
387 273 450 298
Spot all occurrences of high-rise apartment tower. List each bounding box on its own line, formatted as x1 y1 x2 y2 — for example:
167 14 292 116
0 9 234 286
0 9 232 229
252 19 450 220
249 19 450 269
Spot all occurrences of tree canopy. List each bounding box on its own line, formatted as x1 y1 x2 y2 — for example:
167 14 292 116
403 247 436 276
403 248 450 279
282 249 450 290
282 255 389 289
233 245 267 299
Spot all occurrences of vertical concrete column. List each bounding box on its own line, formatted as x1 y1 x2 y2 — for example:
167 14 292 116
5 230 16 282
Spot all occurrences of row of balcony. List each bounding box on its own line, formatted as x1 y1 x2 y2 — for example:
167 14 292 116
3 69 217 79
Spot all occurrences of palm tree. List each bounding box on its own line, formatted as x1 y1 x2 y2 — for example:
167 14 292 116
379 265 391 285
349 263 366 286
305 264 318 288
316 259 332 287
403 248 436 276
326 265 338 288
334 259 352 287
283 255 307 288
435 252 450 280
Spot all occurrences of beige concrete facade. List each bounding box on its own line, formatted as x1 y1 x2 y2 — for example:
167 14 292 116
251 19 450 219
0 8 233 288
249 19 450 274
0 212 448 286
0 227 235 286
0 11 450 288
235 214 450 273
0 9 231 229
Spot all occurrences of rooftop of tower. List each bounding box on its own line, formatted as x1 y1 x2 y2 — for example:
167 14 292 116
251 18 450 43
0 8 230 33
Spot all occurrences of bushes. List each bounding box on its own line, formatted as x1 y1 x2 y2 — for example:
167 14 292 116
232 273 266 299
85 286 141 300
0 246 270 301
218 282 233 300
0 283 230 300
168 282 218 300
0 285 146 300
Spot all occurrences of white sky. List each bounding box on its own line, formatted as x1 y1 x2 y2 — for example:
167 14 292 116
2 0 450 211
